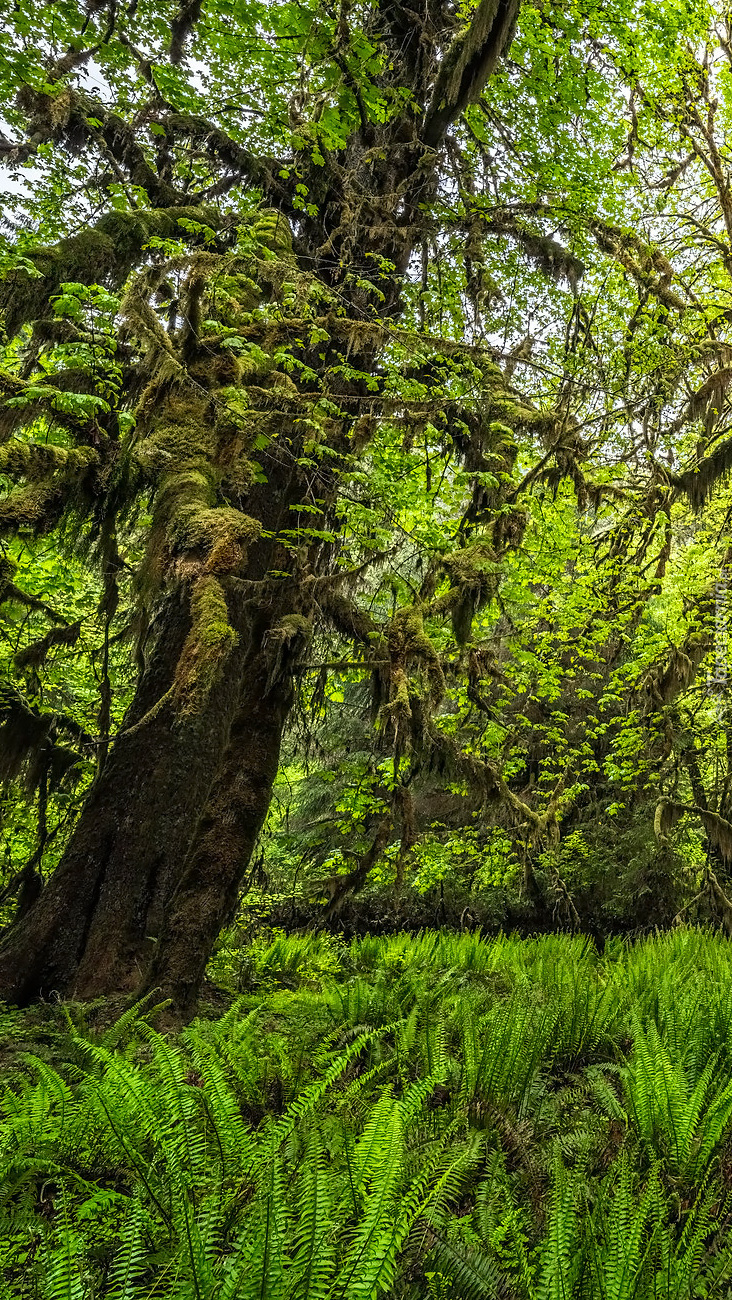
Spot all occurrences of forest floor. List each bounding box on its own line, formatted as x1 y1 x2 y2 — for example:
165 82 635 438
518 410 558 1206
3 927 732 1298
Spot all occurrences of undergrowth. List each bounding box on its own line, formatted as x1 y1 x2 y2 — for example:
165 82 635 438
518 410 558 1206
3 929 732 1297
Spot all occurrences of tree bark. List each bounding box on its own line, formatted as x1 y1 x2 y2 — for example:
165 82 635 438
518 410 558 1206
0 581 247 1002
0 444 302 1004
141 617 302 1020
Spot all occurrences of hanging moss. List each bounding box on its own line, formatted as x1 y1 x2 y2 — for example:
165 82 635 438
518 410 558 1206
654 798 732 864
187 350 243 390
492 506 528 553
437 538 499 644
388 606 445 705
480 214 585 288
644 632 710 707
263 614 313 692
14 620 81 672
671 435 732 510
0 684 52 785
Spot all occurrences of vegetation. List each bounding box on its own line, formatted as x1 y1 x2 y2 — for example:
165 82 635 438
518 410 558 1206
7 0 732 1287
5 0 732 1014
5 928 732 1298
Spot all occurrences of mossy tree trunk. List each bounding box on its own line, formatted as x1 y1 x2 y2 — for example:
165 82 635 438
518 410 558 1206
141 616 305 1021
0 447 304 1004
0 582 246 1002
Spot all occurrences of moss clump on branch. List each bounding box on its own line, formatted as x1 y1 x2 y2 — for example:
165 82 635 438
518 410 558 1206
0 442 98 484
173 503 261 574
383 608 445 750
0 207 221 341
136 395 217 475
440 538 499 644
0 442 99 536
250 209 294 258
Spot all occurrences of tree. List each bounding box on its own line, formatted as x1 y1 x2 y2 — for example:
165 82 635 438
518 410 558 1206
0 0 724 1018
0 0 527 1014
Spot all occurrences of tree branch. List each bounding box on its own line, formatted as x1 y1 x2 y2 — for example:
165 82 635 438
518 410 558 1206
422 0 520 149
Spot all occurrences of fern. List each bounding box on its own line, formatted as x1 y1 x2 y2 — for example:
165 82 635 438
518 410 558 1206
585 1158 659 1300
625 1019 732 1179
533 1157 584 1300
287 1124 336 1300
11 928 732 1300
105 1195 150 1300
40 1195 88 1300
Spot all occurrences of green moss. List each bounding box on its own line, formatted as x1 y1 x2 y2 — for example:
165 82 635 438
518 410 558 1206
0 442 97 484
440 539 499 644
174 574 238 712
0 482 65 533
136 394 215 475
0 444 98 535
251 210 293 255
1 206 220 342
388 606 445 705
173 503 261 574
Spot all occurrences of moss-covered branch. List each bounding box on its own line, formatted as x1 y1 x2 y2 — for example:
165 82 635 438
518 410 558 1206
422 0 520 147
0 206 220 342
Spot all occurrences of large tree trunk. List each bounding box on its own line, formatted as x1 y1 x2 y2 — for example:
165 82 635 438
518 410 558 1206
0 433 306 1005
0 581 250 1003
0 435 303 1005
141 612 304 1021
